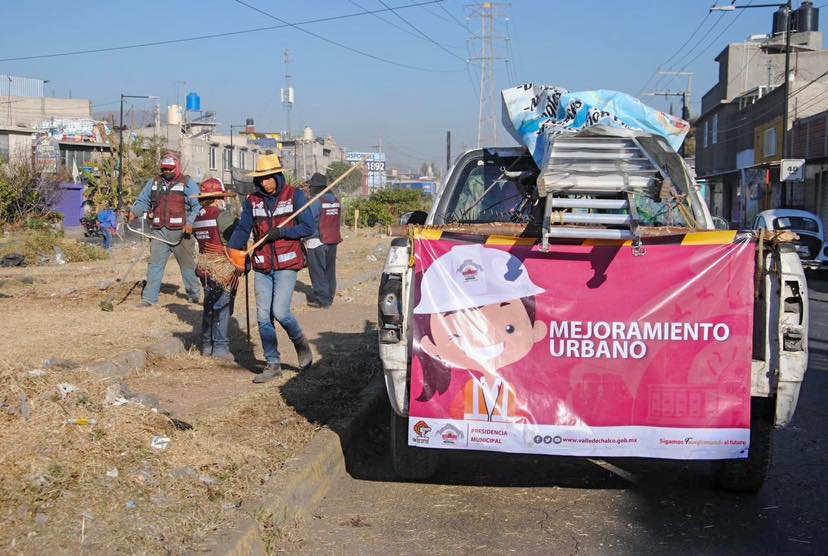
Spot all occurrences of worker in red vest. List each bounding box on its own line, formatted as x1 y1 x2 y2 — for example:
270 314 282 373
227 154 315 383
193 177 238 360
130 152 202 307
304 172 342 308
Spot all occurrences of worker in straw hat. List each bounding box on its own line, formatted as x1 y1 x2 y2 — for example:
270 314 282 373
227 154 315 382
192 177 238 361
413 243 547 422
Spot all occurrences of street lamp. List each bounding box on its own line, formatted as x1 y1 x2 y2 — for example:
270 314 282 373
228 123 247 187
710 1 793 197
118 93 158 212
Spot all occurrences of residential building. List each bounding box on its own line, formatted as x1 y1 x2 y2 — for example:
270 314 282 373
280 127 346 179
133 108 264 188
696 1 828 227
1 75 108 170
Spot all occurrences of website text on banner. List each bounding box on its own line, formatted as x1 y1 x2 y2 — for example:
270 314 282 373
408 236 755 460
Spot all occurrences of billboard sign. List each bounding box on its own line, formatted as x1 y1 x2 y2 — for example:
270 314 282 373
408 231 755 460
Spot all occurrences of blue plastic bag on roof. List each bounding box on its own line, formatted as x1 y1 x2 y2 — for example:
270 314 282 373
501 84 690 167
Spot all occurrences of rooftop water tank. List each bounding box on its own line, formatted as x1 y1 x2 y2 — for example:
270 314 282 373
167 105 182 125
772 6 790 35
303 126 314 141
186 91 201 112
794 1 819 32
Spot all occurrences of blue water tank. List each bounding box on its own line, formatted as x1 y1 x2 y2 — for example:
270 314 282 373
186 92 201 112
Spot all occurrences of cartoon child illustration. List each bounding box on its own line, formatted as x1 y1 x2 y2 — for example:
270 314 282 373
414 243 547 422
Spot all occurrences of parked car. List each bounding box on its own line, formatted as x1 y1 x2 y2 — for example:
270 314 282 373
753 209 826 269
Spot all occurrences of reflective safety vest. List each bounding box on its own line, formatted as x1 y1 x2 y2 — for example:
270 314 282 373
463 375 518 422
150 175 189 230
318 193 342 245
193 205 223 278
248 186 305 272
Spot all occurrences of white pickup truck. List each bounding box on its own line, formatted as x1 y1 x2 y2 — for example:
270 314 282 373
377 132 808 492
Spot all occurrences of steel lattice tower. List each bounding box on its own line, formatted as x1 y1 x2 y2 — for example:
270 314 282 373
467 2 510 147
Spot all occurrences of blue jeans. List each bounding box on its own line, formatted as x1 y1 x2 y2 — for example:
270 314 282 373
254 269 305 364
101 227 113 250
142 228 201 305
201 279 236 356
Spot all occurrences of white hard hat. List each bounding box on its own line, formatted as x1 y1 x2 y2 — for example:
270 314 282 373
414 243 544 314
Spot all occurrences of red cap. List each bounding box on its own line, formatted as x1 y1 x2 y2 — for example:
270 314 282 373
160 152 180 170
200 177 225 194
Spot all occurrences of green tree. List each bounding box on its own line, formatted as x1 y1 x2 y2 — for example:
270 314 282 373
83 135 167 208
326 161 364 196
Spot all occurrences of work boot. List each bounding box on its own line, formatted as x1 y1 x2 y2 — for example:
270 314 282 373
137 300 153 308
294 337 313 370
253 363 282 383
212 351 234 362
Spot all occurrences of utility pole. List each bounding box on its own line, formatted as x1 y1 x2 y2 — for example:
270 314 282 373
281 49 294 139
711 1 793 207
467 2 510 147
117 93 157 213
656 71 693 119
446 130 451 172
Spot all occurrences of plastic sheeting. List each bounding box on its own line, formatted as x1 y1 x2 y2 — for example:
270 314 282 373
501 84 690 168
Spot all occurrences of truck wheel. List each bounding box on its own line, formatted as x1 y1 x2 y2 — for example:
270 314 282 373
390 411 439 480
714 398 774 492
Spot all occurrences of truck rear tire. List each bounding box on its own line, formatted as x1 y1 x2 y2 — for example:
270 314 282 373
714 397 774 493
390 411 439 480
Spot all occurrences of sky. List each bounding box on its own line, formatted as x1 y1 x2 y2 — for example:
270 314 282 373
2 0 827 171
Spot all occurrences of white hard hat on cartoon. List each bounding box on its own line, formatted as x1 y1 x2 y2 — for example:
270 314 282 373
414 243 544 314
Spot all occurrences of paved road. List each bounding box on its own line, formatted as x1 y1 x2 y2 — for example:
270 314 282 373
289 276 828 555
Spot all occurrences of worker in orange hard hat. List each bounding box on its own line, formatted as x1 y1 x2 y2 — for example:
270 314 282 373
192 177 238 360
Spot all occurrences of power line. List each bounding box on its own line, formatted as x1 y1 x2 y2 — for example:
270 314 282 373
376 0 466 61
701 68 828 146
638 11 711 95
0 0 450 66
655 13 728 92
233 0 463 73
348 0 464 50
435 3 470 31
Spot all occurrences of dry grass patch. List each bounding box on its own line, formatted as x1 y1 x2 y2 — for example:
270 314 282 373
0 357 315 554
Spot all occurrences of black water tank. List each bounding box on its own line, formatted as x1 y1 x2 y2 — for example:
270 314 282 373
795 1 819 32
773 5 791 35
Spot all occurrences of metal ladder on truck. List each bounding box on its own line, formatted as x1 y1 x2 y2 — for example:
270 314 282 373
537 134 671 256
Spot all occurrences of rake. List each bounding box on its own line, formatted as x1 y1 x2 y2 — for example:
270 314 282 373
197 157 367 288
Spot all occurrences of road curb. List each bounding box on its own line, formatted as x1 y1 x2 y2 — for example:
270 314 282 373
206 374 386 555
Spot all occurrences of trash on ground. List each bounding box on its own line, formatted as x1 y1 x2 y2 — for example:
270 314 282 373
65 418 97 426
106 468 119 479
53 246 67 265
150 436 171 450
56 383 79 399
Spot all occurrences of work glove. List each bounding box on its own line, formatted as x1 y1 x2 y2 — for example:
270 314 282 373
266 227 284 243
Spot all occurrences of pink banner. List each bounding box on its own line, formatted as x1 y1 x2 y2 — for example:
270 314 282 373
408 235 755 459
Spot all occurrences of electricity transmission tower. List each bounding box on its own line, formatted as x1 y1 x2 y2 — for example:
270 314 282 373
281 49 294 139
467 2 510 147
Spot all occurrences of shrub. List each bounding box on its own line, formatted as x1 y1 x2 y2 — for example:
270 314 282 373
0 230 107 264
342 189 431 227
0 154 62 225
